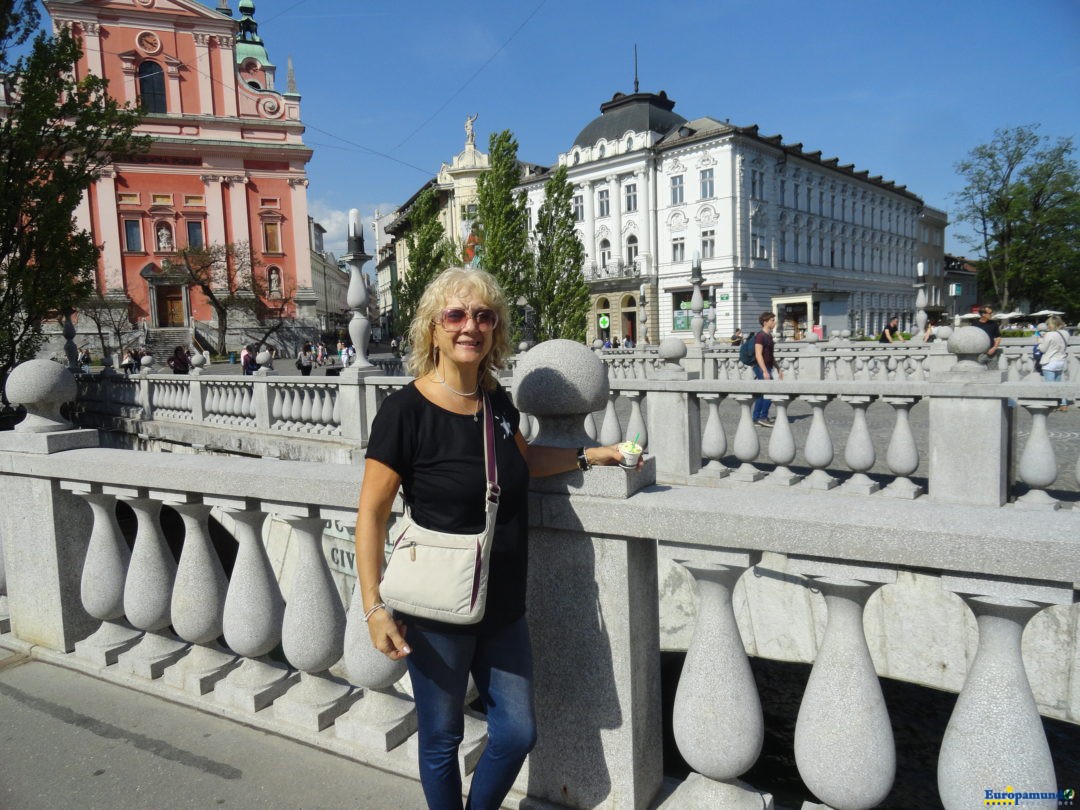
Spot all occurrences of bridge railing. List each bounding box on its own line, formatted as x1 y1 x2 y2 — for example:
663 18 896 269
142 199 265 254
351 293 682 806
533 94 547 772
1 355 1076 808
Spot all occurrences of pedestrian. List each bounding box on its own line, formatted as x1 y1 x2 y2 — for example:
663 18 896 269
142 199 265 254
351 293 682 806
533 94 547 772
242 345 258 375
731 329 743 346
752 311 781 427
1037 315 1070 410
78 347 92 374
973 305 1002 362
879 316 904 343
296 342 314 376
120 349 135 376
167 345 190 374
612 337 621 349
623 334 635 349
355 267 633 810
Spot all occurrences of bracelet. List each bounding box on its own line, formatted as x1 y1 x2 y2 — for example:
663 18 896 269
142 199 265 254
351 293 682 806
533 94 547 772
363 602 388 622
576 446 592 471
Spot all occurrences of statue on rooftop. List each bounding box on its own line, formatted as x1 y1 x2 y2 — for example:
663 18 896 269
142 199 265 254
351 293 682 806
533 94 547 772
465 113 477 147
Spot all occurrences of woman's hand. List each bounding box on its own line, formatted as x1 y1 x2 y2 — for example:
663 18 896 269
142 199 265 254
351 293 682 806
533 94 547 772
367 607 411 660
587 443 644 470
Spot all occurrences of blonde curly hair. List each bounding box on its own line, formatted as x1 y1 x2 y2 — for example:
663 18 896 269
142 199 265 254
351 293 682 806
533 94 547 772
405 267 512 390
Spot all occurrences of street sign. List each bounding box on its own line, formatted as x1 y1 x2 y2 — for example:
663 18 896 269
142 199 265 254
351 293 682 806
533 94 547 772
719 294 730 301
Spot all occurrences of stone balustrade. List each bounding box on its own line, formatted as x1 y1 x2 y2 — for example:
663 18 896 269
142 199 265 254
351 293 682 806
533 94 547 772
1 350 1078 809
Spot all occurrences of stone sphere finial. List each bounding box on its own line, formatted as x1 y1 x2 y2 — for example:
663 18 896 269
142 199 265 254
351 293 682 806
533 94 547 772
512 339 607 447
947 325 991 371
806 332 819 343
658 337 687 370
4 359 76 433
935 325 953 341
140 354 154 371
840 329 851 339
592 339 604 350
256 350 272 367
190 353 207 369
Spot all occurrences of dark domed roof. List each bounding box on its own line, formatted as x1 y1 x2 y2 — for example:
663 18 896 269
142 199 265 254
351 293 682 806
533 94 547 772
572 90 687 148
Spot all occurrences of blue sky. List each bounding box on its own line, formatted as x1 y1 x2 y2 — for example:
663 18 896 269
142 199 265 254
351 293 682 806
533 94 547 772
30 0 1080 256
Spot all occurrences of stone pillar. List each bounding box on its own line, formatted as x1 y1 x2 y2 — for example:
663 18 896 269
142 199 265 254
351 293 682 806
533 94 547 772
94 169 124 292
928 327 1008 506
192 34 214 114
513 340 661 808
609 174 623 265
0 361 100 651
582 180 596 264
646 338 701 480
215 36 238 117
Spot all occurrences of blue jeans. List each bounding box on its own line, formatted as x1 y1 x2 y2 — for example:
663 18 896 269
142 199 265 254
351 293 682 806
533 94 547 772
1042 367 1067 405
405 616 537 810
752 366 774 421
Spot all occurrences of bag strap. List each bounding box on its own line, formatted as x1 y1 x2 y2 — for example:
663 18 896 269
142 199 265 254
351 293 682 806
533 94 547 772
482 390 501 508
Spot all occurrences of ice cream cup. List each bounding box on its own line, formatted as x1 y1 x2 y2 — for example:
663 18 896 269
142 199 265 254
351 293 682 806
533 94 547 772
619 440 643 468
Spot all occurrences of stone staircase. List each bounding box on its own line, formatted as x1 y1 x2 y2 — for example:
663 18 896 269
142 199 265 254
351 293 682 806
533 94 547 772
143 327 192 360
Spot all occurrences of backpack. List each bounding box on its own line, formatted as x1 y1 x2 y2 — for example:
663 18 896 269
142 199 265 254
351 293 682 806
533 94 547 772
739 333 757 366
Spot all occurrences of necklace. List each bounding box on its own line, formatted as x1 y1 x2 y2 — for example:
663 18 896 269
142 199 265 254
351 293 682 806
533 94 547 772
433 371 478 399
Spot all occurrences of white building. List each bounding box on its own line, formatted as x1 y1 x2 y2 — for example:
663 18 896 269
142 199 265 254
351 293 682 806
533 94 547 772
520 89 939 343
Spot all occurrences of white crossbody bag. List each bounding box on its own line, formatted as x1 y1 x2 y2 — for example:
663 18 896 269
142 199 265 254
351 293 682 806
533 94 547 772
379 392 500 625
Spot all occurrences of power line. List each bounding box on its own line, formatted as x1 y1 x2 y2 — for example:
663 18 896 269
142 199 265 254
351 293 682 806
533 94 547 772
392 0 548 151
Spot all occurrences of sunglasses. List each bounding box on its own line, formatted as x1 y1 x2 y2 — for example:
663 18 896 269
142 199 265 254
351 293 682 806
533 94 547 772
436 307 498 332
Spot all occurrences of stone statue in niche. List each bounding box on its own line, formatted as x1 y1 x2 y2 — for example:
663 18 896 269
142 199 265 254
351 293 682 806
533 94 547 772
268 267 281 295
156 225 173 252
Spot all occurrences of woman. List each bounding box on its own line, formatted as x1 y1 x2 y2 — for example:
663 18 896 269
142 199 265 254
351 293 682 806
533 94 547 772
296 342 314 376
355 267 631 810
167 345 190 374
1037 315 1070 410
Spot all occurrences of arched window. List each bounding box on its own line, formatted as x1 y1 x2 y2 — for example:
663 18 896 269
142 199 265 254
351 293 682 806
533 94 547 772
137 61 167 114
626 234 638 267
599 239 611 269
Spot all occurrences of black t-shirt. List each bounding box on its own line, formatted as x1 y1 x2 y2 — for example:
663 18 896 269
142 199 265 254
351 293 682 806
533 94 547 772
754 330 775 369
879 324 899 343
974 318 1000 349
365 382 530 635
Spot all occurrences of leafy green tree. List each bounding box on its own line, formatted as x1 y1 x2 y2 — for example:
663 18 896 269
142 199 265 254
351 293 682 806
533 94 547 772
529 164 588 342
476 130 531 336
161 242 278 356
0 0 147 388
952 125 1080 316
392 186 454 332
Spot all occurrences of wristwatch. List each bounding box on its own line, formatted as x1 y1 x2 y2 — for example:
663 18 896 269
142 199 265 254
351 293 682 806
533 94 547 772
576 447 591 471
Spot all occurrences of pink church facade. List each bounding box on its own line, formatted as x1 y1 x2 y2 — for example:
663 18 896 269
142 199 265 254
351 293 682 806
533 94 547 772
44 0 316 341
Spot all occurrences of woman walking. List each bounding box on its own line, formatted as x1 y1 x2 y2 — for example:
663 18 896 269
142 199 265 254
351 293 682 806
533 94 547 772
1037 315 1070 410
355 267 633 810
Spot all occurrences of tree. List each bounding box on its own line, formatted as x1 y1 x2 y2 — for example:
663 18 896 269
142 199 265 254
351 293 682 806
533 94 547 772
529 164 588 342
161 242 281 356
392 186 453 332
952 125 1080 316
0 1 147 387
476 130 531 337
76 291 137 361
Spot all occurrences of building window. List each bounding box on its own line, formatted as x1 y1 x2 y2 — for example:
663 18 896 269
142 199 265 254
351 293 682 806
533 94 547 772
671 175 684 205
752 233 767 259
750 169 765 200
525 207 532 232
700 168 714 199
151 193 173 206
794 183 800 210
806 233 813 265
260 197 281 209
183 195 205 207
599 239 611 269
597 189 610 218
830 194 836 219
572 195 583 222
792 232 799 262
701 229 715 259
137 61 167 114
779 230 787 262
263 221 282 254
123 219 143 252
671 290 694 331
186 221 205 249
626 234 638 266
624 183 637 212
118 192 140 205
780 179 786 207
672 237 685 263
806 187 812 211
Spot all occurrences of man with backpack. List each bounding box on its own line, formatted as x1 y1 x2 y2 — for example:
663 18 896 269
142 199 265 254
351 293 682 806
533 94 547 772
749 311 781 427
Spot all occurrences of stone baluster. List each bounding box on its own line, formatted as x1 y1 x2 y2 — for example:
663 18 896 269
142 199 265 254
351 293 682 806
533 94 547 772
239 385 252 421
728 394 764 482
273 515 356 730
337 583 416 751
584 410 598 441
824 356 839 381
213 502 295 712
800 395 838 490
764 395 801 486
163 499 236 695
698 393 729 478
667 554 770 808
115 493 190 678
937 576 1069 810
299 387 314 427
279 387 294 426
792 561 897 810
205 384 219 421
885 355 899 382
60 485 141 665
1014 398 1061 510
840 395 880 494
321 388 336 432
290 385 304 424
882 396 922 499
330 388 341 432
647 339 700 479
599 390 622 446
624 391 648 451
